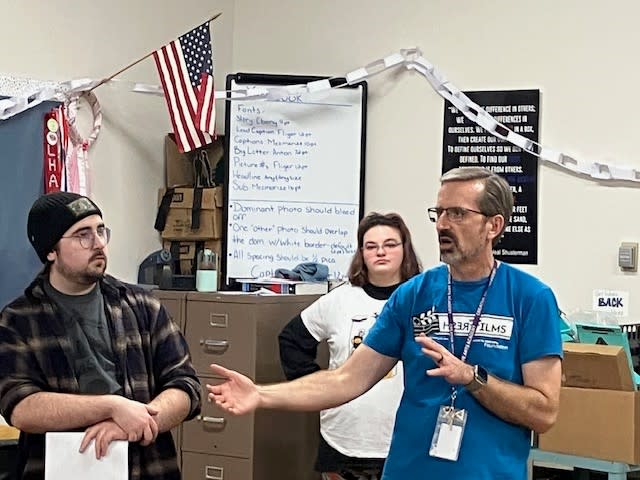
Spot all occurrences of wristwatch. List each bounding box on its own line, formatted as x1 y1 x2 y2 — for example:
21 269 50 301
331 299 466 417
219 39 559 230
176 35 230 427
465 365 489 393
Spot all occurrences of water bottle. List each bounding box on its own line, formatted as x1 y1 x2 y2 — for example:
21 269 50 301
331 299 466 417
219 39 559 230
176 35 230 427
196 248 218 292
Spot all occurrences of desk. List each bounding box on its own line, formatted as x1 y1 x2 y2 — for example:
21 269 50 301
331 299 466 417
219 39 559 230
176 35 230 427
529 449 640 480
0 427 18 442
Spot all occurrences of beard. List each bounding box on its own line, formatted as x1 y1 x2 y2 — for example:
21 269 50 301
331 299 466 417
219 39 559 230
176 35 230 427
438 231 461 265
55 252 107 285
438 230 484 266
440 250 461 265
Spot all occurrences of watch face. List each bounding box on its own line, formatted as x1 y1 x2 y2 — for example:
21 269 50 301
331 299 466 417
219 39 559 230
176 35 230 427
476 365 488 384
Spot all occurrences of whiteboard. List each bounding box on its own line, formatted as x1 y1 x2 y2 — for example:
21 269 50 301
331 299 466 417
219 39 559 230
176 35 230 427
223 73 366 284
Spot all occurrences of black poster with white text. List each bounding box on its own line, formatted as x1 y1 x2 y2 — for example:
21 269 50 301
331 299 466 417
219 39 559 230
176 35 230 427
442 89 539 264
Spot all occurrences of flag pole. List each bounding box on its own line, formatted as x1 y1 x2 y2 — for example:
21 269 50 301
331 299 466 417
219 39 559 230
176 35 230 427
88 12 222 92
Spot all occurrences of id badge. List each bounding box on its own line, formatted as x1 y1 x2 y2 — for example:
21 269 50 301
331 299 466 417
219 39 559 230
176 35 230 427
429 405 467 461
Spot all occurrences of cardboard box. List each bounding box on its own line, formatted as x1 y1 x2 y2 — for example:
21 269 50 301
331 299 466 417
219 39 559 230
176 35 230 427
165 134 224 187
162 240 221 275
562 343 634 391
158 187 223 240
538 343 640 463
538 386 640 464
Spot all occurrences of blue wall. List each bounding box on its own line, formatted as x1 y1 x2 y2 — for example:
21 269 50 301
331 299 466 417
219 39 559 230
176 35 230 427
0 100 60 308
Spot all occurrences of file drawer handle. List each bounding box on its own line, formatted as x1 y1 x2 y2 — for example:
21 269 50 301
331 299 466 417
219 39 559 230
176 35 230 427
197 415 226 425
205 465 224 480
200 339 229 351
209 313 228 327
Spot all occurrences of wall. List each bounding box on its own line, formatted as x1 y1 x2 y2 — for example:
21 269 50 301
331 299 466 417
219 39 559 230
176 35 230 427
231 0 640 319
0 0 234 283
3 1 640 319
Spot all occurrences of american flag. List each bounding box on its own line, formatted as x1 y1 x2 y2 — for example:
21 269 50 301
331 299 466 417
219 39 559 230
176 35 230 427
153 22 216 153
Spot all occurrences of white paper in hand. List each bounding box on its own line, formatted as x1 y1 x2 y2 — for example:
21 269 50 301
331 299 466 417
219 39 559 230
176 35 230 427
45 432 128 480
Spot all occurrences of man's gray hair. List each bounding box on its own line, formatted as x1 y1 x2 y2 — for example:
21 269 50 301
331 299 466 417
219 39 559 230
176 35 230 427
440 167 514 245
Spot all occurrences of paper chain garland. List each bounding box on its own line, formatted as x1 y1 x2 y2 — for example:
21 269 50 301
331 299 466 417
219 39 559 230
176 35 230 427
0 77 98 121
211 47 637 184
2 48 637 183
0 76 102 153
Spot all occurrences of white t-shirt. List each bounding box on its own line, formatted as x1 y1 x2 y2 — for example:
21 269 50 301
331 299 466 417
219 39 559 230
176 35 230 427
301 283 403 458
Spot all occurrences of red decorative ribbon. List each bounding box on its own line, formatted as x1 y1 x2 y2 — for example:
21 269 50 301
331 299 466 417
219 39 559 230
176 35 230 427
43 108 64 193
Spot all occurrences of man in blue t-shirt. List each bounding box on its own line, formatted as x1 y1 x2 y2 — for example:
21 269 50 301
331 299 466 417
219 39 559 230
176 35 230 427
207 167 563 480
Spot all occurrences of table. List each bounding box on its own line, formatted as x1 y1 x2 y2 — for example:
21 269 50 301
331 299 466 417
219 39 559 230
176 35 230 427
0 427 18 442
529 449 640 480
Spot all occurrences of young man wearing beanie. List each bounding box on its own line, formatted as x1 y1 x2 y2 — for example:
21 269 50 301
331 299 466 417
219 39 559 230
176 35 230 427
0 192 201 480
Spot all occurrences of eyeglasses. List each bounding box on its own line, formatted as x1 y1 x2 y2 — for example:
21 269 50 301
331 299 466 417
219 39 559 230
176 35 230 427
60 226 111 249
427 207 487 223
362 241 403 253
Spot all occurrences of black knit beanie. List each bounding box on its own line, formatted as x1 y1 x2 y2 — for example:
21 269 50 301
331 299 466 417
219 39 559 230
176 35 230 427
27 192 102 263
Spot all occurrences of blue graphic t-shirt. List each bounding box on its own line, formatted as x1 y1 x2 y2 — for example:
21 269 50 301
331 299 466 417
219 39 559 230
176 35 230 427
364 262 563 480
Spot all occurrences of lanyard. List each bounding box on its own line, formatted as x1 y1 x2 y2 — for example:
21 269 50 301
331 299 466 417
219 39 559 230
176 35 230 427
446 260 498 405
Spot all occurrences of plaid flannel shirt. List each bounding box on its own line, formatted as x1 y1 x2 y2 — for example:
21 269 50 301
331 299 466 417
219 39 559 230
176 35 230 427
0 272 201 479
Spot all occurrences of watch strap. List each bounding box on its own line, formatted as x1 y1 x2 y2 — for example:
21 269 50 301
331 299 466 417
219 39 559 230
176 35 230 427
465 365 488 393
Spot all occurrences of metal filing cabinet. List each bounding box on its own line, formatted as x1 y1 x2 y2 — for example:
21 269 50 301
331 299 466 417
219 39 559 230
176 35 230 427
156 291 322 480
153 290 187 331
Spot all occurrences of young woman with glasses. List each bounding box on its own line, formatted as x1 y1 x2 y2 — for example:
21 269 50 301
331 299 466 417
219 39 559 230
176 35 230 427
278 212 421 480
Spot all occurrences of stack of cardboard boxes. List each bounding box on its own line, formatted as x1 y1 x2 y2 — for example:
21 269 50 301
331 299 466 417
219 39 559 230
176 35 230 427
538 343 640 464
157 134 224 281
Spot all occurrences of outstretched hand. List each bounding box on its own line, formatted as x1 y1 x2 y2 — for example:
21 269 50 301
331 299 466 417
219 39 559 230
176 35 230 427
207 364 260 415
415 333 474 386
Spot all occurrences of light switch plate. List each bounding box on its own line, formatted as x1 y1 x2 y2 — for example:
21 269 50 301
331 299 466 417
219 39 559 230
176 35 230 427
619 242 638 272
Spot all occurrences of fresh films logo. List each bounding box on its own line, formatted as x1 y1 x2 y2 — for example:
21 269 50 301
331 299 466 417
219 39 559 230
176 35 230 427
440 313 514 340
412 308 440 336
412 310 514 340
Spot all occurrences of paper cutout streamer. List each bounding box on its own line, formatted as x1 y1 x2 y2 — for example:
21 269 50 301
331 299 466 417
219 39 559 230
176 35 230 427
2 48 637 183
